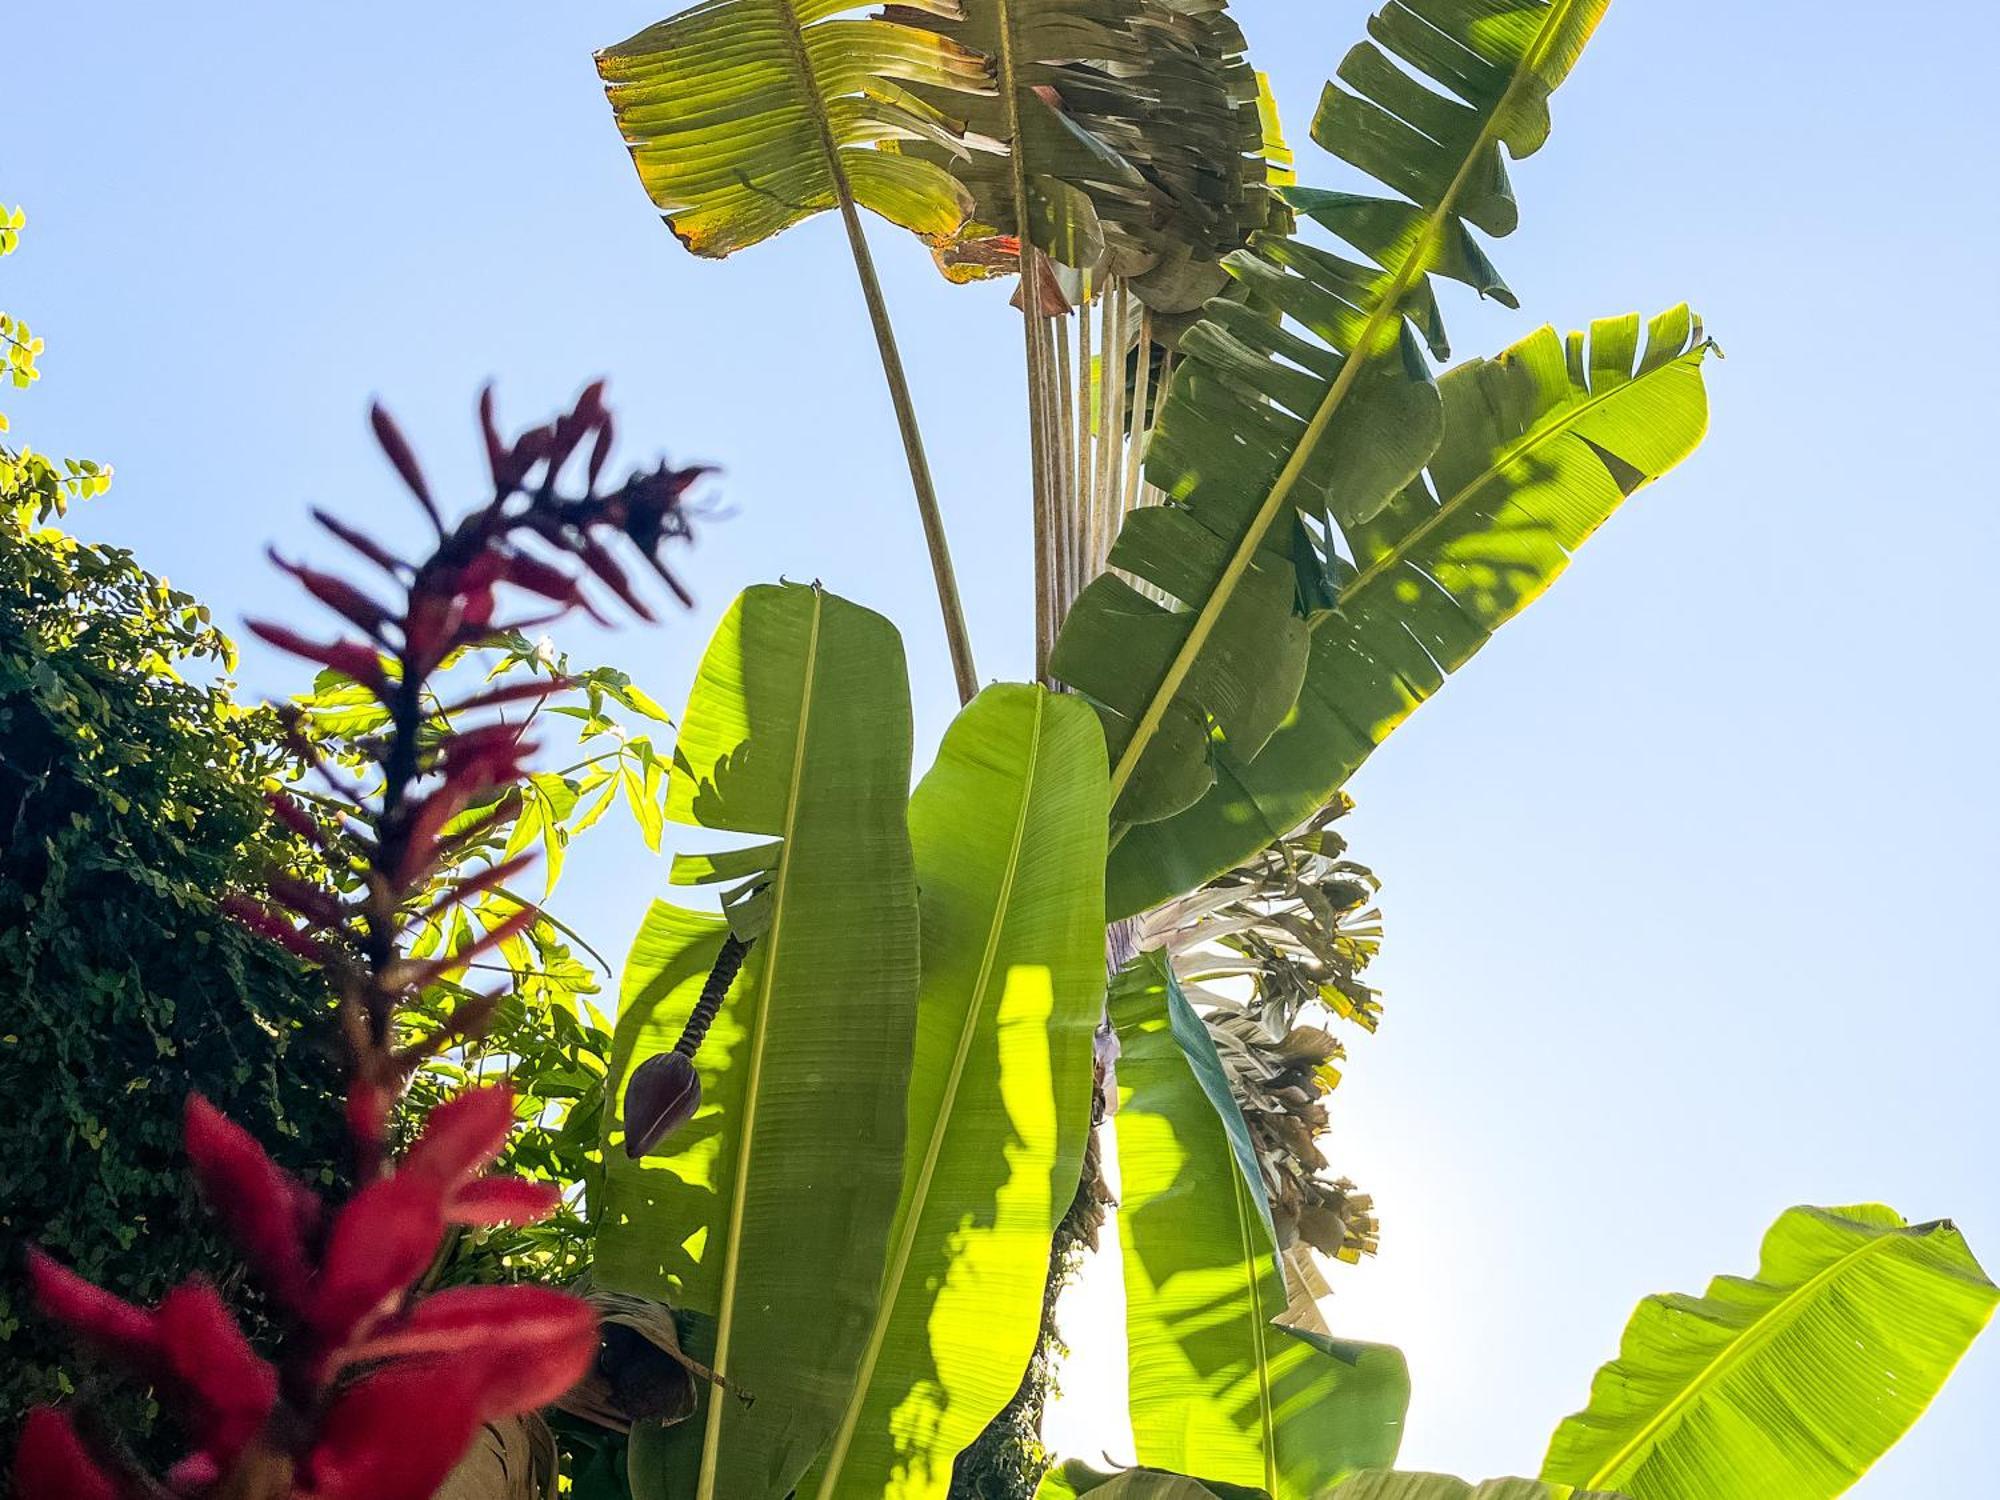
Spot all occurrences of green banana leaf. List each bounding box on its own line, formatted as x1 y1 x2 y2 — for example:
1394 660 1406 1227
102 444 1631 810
1112 950 1408 1497
1105 305 1712 916
810 684 1110 1498
1540 1203 1998 1499
1051 0 1608 837
595 583 921 1500
595 0 987 257
1328 1477 1626 1500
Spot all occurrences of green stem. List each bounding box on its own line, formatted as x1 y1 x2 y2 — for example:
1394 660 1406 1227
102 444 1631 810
772 0 979 706
831 189 981 706
993 0 1057 684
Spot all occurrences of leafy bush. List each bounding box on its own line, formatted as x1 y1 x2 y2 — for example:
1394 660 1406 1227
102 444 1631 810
0 504 345 1447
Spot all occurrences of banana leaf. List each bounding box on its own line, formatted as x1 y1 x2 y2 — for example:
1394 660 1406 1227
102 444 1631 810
1112 950 1408 1497
1328 1477 1626 1500
595 582 921 1500
1052 0 1610 838
596 0 988 256
904 0 1273 295
1106 304 1712 916
1540 1204 1997 1499
811 684 1110 1498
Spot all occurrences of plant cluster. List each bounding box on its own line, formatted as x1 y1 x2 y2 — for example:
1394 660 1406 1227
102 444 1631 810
12 0 1998 1496
11 387 703 1497
579 0 1996 1497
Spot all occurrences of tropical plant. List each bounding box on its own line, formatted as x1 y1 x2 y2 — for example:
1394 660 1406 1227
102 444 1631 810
8 386 703 1497
571 0 1989 1498
293 626 686 1289
14 0 1986 1492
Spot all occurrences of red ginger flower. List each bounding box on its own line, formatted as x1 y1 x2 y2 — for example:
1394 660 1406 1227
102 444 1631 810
16 1086 594 1500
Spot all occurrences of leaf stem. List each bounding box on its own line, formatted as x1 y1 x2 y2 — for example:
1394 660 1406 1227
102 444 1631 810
994 0 1057 683
831 190 981 705
770 0 979 706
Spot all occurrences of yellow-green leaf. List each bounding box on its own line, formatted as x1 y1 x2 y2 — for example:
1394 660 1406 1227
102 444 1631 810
597 582 920 1500
813 683 1108 1498
1541 1204 1997 1499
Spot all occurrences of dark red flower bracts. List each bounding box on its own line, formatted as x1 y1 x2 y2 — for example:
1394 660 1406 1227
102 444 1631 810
22 1086 593 1499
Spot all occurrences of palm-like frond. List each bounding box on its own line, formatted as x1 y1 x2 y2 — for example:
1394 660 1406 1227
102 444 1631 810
597 0 989 256
1051 0 1610 837
909 0 1273 296
1107 304 1711 914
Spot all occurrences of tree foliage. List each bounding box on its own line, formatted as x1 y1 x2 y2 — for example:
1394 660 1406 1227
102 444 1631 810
0 504 344 1450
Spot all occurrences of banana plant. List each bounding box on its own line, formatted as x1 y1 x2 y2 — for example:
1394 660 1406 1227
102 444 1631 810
598 596 1117 1500
574 0 1993 1497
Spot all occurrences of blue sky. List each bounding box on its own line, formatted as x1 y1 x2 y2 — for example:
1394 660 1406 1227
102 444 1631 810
9 0 1997 1490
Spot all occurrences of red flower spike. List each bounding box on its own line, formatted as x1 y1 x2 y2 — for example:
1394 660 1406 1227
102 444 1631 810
307 1364 485 1500
183 1096 317 1310
369 402 440 529
12 1407 122 1500
154 1281 277 1468
345 1285 593 1372
308 1174 447 1345
400 1085 516 1189
447 1176 563 1226
28 1252 162 1373
311 507 407 579
11 388 697 1497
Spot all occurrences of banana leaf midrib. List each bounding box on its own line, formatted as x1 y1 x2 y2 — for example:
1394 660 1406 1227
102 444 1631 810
1231 1162 1280 1497
1102 0 1590 828
697 587 825 1500
1334 335 1703 612
814 688 1049 1494
1579 1222 1927 1488
773 0 865 213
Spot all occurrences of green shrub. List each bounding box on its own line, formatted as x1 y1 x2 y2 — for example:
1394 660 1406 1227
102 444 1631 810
0 505 345 1450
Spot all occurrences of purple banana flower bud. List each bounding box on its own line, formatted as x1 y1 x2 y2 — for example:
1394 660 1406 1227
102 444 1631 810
623 1052 701 1157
